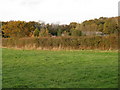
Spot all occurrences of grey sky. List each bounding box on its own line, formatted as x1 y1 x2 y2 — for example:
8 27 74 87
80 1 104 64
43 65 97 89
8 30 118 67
0 0 119 24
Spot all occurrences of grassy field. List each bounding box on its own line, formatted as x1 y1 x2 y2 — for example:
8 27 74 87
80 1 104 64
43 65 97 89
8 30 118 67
2 48 118 88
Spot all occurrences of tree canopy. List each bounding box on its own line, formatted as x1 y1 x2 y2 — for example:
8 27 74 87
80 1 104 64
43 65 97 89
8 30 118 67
2 17 119 38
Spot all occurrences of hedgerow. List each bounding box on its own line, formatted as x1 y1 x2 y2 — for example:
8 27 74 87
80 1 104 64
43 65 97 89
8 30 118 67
2 36 118 50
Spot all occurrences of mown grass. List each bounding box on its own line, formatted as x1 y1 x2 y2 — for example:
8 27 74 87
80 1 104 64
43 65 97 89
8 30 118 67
2 48 118 88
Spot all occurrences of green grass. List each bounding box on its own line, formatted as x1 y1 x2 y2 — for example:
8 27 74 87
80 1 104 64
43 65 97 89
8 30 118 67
2 48 118 88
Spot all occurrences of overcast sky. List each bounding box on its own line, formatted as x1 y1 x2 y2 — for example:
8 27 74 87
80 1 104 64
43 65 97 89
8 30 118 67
0 0 119 24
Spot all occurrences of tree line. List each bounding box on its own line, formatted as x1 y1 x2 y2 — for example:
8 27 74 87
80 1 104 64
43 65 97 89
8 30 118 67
1 17 119 38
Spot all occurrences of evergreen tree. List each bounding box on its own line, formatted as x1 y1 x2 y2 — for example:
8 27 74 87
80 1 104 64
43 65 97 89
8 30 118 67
57 29 62 36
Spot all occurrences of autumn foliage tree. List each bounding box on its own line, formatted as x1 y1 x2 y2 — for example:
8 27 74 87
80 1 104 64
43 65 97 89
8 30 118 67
39 28 50 37
34 28 40 37
2 21 36 38
1 16 119 38
103 18 118 34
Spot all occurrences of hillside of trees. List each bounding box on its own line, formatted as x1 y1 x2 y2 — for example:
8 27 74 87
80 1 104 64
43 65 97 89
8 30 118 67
1 17 119 38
